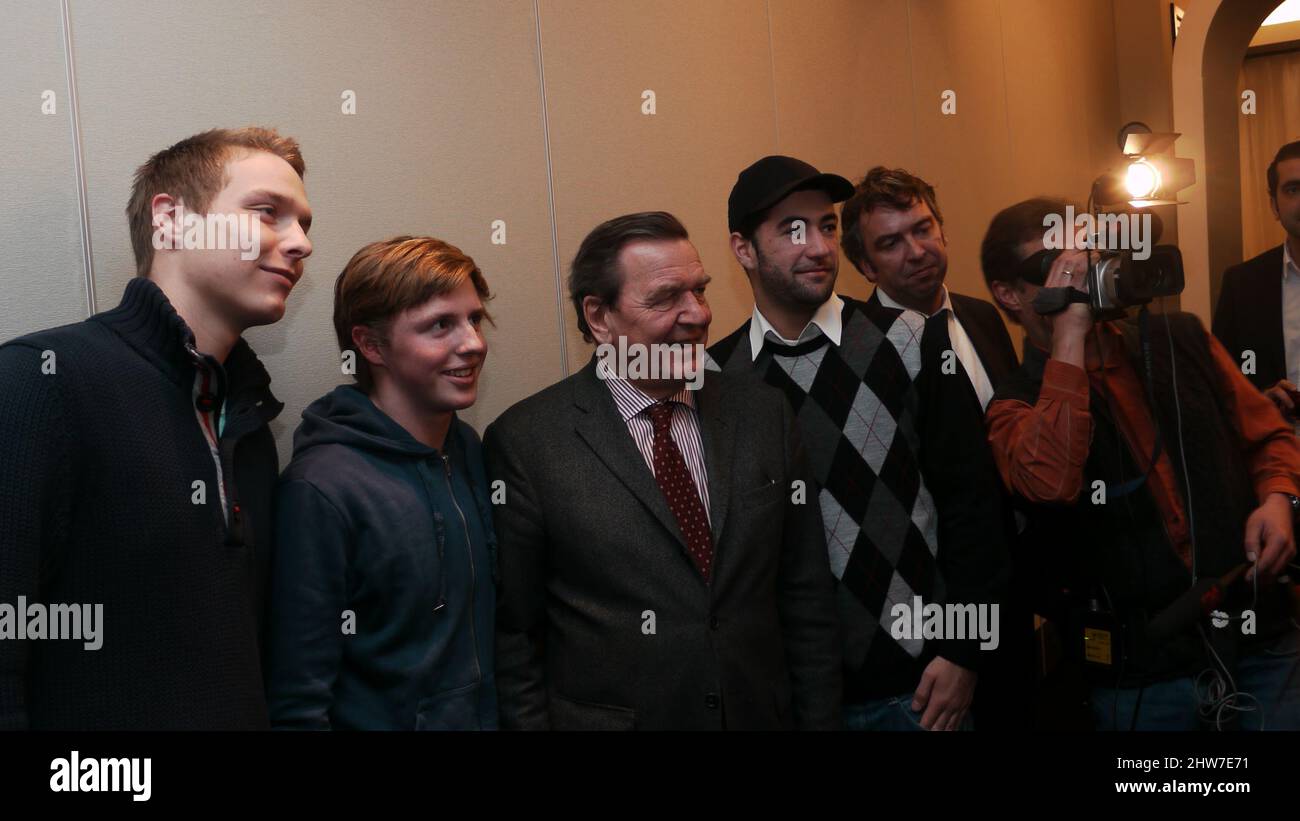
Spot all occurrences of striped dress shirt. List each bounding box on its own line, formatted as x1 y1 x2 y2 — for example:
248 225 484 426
599 361 711 525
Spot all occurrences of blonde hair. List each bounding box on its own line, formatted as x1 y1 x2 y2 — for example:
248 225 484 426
127 126 305 276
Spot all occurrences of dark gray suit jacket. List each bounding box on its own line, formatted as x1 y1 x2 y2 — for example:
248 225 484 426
949 291 1019 394
484 356 841 730
1213 244 1287 392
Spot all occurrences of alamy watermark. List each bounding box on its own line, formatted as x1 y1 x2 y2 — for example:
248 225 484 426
596 338 706 390
152 203 262 260
0 597 102 650
50 751 150 801
889 596 1000 651
1042 205 1153 261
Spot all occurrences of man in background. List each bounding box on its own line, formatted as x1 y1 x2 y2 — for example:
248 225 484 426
1215 139 1300 418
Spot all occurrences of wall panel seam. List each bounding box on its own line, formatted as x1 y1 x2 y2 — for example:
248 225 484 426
60 0 96 316
533 0 569 377
906 0 918 154
995 0 1016 178
766 0 780 148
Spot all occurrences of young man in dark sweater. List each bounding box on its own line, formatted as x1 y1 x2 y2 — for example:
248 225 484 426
708 157 1009 730
0 127 313 729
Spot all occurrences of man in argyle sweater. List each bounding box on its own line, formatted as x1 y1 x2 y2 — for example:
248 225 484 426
709 157 1009 730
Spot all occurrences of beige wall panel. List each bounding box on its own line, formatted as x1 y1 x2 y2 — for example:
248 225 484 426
538 0 779 369
907 0 1016 316
998 0 1126 334
769 0 916 304
1000 0 1123 205
68 0 559 461
0 1 88 342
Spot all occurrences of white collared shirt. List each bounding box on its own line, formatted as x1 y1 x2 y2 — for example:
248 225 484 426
1283 240 1300 388
748 293 844 360
876 286 996 410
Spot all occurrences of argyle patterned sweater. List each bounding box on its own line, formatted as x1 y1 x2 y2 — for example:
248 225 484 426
708 293 1008 701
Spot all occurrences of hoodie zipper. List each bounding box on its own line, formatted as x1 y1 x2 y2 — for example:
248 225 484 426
443 453 483 682
432 509 447 613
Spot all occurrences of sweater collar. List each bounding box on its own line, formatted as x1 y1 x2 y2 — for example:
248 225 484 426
91 277 277 407
747 293 844 360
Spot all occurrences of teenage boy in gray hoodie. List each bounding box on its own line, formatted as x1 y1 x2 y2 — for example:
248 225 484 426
267 236 497 730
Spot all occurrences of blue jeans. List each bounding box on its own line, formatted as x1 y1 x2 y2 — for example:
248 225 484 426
1091 629 1300 730
844 694 975 731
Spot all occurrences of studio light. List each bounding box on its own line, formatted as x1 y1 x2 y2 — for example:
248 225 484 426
1092 121 1195 208
1125 159 1161 200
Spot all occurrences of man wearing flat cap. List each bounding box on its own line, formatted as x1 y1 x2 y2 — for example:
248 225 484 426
708 156 1010 730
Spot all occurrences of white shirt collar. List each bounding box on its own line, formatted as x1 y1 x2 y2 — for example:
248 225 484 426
1284 241 1300 282
748 293 844 361
875 285 953 318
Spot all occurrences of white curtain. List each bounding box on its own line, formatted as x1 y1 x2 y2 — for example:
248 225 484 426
1239 50 1300 260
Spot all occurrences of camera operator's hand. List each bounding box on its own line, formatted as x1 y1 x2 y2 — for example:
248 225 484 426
1264 379 1298 420
1242 492 1296 582
1045 249 1094 369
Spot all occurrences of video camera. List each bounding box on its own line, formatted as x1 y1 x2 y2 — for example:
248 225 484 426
1025 244 1184 317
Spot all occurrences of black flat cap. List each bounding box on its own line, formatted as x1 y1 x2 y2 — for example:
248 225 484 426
727 155 855 233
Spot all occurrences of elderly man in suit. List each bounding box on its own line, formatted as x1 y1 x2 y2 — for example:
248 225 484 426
1214 139 1300 418
485 211 841 730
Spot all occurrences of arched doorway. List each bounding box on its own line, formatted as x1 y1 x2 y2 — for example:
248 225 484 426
1171 0 1283 322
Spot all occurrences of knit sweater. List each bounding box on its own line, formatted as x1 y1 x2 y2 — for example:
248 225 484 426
0 277 283 729
709 293 1009 701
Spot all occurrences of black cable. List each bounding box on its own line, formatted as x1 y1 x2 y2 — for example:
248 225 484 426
1126 301 1170 731
1096 321 1152 730
1085 311 1125 731
1077 201 1135 731
1085 254 1164 729
1084 202 1165 730
1158 303 1266 727
1160 306 1197 582
1099 579 1125 731
1130 683 1146 732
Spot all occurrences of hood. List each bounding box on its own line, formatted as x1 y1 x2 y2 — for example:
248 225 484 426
292 384 443 460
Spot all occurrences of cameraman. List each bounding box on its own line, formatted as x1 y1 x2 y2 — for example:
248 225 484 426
979 197 1300 731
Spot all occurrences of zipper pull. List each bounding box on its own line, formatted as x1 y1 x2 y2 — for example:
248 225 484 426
225 502 246 546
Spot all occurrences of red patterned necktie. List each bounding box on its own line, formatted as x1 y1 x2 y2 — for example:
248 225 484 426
648 401 714 583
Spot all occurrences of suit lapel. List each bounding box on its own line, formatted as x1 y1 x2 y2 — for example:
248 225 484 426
572 359 727 574
572 362 685 551
719 319 757 375
695 373 736 554
950 294 1005 388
